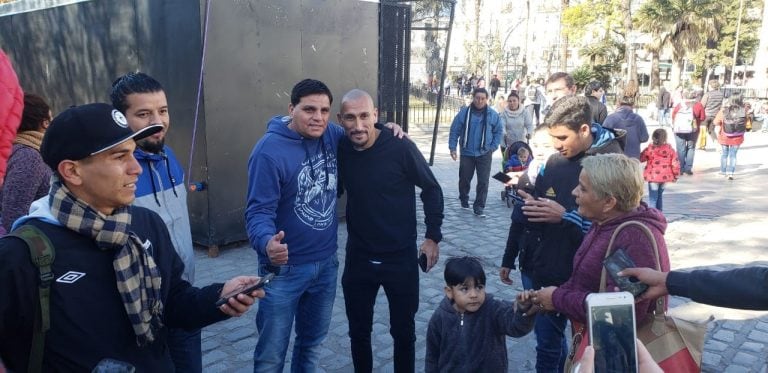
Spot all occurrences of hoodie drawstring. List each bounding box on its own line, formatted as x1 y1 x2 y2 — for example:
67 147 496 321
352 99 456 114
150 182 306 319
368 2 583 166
163 154 179 198
145 159 161 207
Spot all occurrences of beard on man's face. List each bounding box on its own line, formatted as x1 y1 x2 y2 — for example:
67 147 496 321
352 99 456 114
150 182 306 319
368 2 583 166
137 137 165 154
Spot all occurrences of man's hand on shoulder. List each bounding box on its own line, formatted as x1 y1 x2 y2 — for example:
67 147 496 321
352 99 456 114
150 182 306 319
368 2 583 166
420 239 439 272
384 122 410 139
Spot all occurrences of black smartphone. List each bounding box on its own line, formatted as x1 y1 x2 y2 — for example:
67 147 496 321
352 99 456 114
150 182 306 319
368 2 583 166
419 252 428 272
603 248 648 297
215 273 275 307
492 171 512 183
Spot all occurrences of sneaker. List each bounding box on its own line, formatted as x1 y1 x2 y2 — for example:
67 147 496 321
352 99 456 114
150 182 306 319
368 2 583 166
473 209 486 218
460 201 470 209
684 171 693 175
728 174 734 180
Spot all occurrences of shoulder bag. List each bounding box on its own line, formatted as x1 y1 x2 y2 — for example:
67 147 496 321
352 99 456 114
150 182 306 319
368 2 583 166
565 220 711 372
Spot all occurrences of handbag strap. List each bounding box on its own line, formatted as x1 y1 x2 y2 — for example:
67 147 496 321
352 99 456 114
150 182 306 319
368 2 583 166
598 221 666 314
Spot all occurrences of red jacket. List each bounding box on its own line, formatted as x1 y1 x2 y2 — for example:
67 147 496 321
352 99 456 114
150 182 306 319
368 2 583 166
640 143 680 183
0 50 23 187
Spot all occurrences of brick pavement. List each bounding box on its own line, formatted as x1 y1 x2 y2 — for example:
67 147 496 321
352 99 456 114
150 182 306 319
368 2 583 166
197 116 768 372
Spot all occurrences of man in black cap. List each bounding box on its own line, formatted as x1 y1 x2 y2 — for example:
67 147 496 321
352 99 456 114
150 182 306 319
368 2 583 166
0 103 265 371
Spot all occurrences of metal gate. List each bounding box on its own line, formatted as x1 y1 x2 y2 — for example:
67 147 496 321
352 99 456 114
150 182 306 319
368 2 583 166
379 1 411 131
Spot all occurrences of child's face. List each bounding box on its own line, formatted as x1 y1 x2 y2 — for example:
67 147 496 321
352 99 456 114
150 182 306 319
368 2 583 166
529 130 556 162
517 149 530 160
445 278 486 314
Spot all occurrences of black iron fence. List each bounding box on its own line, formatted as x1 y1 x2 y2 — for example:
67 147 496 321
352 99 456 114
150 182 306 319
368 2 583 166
721 87 768 100
409 85 466 129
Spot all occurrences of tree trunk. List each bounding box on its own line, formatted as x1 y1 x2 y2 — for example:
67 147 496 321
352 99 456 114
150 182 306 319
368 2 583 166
623 0 634 82
473 0 482 74
750 0 768 88
672 57 684 89
650 51 660 91
559 0 569 71
524 0 530 76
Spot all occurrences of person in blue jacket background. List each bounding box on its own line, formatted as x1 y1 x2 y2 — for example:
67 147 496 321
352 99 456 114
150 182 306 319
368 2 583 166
449 87 503 218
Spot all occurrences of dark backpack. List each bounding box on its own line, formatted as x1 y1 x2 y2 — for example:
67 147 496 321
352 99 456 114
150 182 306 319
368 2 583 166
5 225 55 373
723 106 747 136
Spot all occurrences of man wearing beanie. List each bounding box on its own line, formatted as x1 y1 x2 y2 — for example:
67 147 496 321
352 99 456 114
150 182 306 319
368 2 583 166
0 103 265 371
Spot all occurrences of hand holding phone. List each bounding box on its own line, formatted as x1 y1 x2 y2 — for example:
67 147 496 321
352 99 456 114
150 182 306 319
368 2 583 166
215 273 275 307
492 171 512 183
586 292 638 373
603 248 649 297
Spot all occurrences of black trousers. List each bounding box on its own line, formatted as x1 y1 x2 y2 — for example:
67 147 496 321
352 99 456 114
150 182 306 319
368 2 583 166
458 152 493 211
342 252 419 373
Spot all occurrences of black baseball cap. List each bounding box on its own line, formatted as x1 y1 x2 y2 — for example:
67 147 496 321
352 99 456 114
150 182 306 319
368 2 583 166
41 103 162 170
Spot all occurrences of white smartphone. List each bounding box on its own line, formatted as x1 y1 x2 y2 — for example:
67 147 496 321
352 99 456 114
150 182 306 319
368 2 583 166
586 292 638 373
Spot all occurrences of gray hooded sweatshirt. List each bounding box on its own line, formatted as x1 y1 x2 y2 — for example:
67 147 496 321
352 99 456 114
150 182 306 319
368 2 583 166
425 294 534 372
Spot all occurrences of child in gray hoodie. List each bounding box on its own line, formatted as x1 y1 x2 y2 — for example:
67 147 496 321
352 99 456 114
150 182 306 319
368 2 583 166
425 256 535 372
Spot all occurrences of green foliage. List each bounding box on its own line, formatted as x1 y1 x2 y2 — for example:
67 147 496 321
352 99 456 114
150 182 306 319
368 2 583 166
570 64 614 92
571 65 594 91
713 0 761 66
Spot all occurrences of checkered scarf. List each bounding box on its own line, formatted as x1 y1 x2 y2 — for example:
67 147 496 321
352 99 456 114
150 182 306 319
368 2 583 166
49 175 164 346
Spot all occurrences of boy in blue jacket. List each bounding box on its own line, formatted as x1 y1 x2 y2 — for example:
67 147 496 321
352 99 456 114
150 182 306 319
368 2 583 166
426 256 534 372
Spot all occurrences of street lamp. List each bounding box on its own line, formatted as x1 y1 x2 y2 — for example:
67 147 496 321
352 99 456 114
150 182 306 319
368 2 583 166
510 46 520 90
484 34 494 83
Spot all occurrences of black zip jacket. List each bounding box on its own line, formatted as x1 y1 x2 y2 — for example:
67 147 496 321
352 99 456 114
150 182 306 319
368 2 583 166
502 126 625 288
0 206 228 372
425 294 534 372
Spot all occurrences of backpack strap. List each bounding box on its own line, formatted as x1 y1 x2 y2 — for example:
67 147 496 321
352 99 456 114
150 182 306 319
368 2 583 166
7 225 55 373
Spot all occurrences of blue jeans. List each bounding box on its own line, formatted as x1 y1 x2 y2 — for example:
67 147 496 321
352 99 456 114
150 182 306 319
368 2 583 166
648 182 665 211
522 273 568 373
658 109 669 126
675 136 696 173
720 144 740 174
253 254 339 373
168 327 202 373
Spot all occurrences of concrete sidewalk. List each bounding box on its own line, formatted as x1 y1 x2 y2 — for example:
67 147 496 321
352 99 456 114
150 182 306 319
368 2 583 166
197 117 768 372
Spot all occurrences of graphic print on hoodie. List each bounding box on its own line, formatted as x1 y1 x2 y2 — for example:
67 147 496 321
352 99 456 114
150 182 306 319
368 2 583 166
294 141 337 230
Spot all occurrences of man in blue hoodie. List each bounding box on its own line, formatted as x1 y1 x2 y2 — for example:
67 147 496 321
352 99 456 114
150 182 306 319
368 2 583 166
109 72 200 372
246 80 406 372
448 87 503 217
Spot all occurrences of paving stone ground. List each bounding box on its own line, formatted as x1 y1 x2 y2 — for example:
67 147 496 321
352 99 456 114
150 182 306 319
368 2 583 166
197 111 768 372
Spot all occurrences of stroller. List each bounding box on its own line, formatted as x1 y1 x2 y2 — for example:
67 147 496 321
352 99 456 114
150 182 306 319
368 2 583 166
500 141 533 208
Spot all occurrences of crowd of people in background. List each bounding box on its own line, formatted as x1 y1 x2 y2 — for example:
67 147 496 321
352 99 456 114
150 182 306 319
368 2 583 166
0 34 766 372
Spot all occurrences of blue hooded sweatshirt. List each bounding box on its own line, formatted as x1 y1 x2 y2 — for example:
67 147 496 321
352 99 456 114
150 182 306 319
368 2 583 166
245 115 343 265
133 146 195 284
